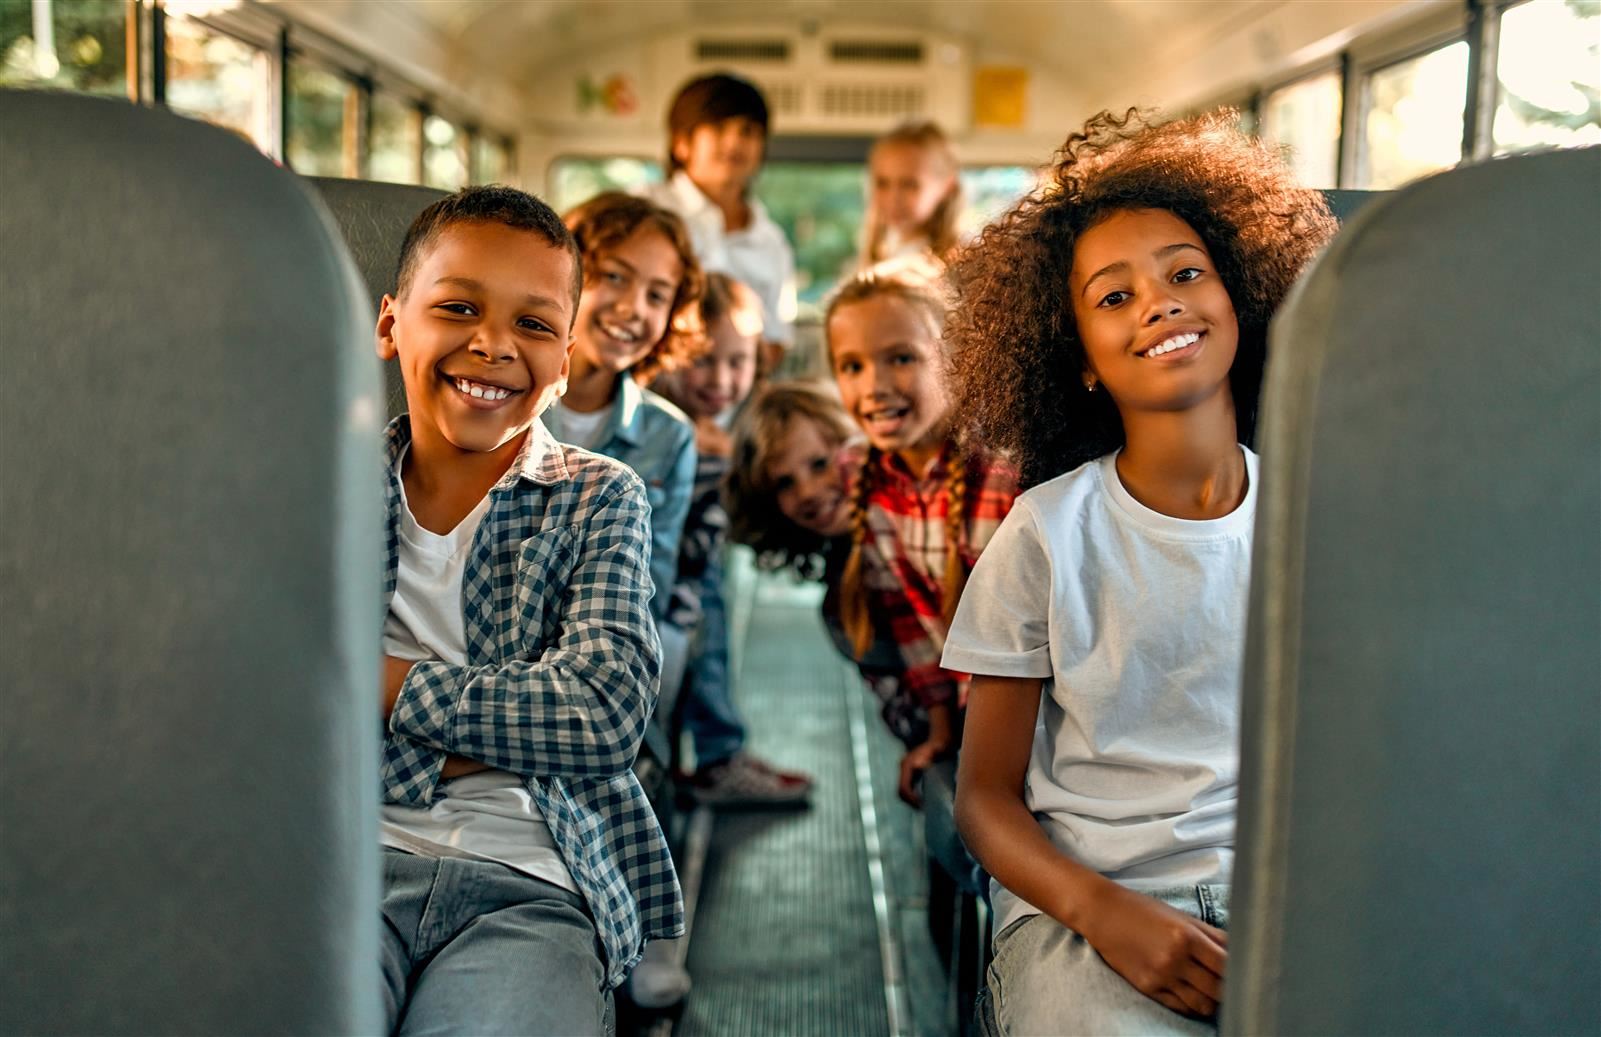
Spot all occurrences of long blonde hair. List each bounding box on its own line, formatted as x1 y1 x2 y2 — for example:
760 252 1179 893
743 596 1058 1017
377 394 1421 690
825 272 967 658
860 122 962 268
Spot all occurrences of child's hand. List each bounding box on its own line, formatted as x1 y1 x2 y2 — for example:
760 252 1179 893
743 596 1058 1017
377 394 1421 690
897 736 954 807
1077 883 1228 1020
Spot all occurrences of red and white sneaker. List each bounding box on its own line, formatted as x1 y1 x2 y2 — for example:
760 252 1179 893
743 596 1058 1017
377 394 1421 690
688 752 813 808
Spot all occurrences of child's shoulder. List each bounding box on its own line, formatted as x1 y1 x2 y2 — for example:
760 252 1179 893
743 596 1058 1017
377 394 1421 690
548 440 651 504
1016 453 1111 519
635 384 696 442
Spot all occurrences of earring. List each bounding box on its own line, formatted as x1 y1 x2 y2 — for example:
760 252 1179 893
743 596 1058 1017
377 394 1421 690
1083 377 1097 393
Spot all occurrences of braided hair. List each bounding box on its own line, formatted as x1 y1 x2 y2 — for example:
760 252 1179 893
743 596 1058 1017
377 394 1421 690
827 270 973 658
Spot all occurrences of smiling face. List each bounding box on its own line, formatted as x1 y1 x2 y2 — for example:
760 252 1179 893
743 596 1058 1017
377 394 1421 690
766 415 852 537
673 116 765 195
571 225 685 378
1070 208 1239 415
377 219 575 456
676 313 760 420
828 293 951 469
869 140 954 236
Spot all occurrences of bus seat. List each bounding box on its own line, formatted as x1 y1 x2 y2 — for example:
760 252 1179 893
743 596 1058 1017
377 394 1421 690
1228 147 1600 1036
923 758 991 1037
306 177 447 420
0 90 383 1035
1319 189 1383 223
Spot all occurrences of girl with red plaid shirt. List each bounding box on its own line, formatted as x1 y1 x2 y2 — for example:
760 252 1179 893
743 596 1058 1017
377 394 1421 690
825 272 1019 806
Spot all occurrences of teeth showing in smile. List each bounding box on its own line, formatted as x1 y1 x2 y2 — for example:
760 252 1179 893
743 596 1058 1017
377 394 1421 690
866 406 909 422
600 322 640 343
454 377 512 401
1143 332 1201 357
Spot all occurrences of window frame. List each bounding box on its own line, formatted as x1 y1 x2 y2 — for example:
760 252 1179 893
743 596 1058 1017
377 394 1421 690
1351 30 1472 189
1256 61 1346 190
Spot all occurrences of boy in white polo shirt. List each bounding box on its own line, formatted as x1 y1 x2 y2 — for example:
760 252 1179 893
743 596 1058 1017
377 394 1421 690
641 72 797 369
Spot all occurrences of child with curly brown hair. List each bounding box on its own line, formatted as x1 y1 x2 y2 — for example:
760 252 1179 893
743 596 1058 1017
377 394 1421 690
547 192 703 629
826 273 1021 806
724 380 922 748
940 110 1335 1035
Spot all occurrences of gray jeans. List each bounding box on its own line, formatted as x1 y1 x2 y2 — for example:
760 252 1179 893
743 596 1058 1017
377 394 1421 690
981 885 1230 1037
381 848 612 1036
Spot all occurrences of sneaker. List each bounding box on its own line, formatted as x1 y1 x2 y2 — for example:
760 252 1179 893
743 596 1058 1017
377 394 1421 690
688 752 813 808
626 938 691 1010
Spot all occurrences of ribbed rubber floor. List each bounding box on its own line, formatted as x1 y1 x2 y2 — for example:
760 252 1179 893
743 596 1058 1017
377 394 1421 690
678 580 891 1037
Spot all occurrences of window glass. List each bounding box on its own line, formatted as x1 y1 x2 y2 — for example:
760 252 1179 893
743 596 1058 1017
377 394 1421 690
544 156 1035 320
369 90 419 184
473 134 514 185
547 156 661 211
286 58 355 177
1260 70 1342 188
0 0 125 95
423 114 467 190
1493 0 1601 155
959 165 1037 237
1361 40 1469 188
164 15 273 153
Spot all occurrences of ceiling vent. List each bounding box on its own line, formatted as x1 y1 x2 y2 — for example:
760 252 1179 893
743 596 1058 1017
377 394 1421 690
752 79 804 116
818 82 926 119
828 40 924 64
695 38 791 62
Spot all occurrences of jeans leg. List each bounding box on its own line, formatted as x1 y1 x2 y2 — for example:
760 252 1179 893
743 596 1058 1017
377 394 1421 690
398 859 608 1037
679 582 745 767
379 849 439 1036
987 905 1221 1037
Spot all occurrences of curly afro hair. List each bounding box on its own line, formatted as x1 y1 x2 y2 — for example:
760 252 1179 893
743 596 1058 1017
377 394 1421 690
946 109 1336 487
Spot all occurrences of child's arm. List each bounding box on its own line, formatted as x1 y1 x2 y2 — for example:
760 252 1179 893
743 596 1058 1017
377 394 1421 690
957 674 1228 1020
646 427 698 625
383 471 662 793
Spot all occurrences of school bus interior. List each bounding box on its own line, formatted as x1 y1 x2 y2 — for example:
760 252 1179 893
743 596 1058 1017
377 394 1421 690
1 1 1598 1034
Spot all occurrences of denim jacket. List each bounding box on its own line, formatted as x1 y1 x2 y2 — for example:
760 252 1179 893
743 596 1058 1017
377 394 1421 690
380 415 683 988
543 374 697 627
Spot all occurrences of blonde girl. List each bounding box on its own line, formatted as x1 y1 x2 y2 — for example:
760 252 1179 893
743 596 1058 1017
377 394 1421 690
858 121 962 276
825 272 1019 804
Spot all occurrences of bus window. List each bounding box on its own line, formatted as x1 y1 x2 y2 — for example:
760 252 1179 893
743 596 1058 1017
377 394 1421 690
1361 40 1470 189
547 156 662 211
1260 70 1342 190
286 57 358 178
473 134 514 186
368 90 421 185
422 113 467 191
0 0 126 96
1492 0 1601 156
163 14 274 154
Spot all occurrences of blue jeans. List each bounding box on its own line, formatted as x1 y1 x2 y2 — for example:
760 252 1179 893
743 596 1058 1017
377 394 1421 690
380 849 612 1036
679 574 745 767
981 885 1230 1037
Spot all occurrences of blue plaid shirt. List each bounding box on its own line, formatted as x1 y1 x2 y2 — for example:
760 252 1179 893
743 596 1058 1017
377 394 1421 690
380 415 683 988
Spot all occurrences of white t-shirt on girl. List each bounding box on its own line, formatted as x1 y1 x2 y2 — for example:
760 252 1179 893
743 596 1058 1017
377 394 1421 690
380 447 577 893
941 448 1257 938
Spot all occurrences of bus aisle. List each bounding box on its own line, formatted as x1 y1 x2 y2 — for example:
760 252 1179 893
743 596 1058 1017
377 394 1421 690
666 553 948 1037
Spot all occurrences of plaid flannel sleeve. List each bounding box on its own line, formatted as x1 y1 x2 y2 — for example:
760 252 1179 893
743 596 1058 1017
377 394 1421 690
876 581 959 708
387 478 662 785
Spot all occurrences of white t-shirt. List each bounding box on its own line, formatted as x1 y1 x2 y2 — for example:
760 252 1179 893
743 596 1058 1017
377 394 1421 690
550 400 611 451
941 448 1257 936
380 448 577 893
641 171 797 347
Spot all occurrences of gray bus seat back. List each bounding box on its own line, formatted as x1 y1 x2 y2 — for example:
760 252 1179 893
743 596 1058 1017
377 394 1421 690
306 176 447 420
0 90 383 1035
1228 147 1601 1036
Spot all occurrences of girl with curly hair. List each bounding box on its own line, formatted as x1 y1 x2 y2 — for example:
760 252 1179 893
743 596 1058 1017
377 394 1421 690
941 109 1335 1035
724 381 923 750
546 192 704 627
827 272 1021 806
